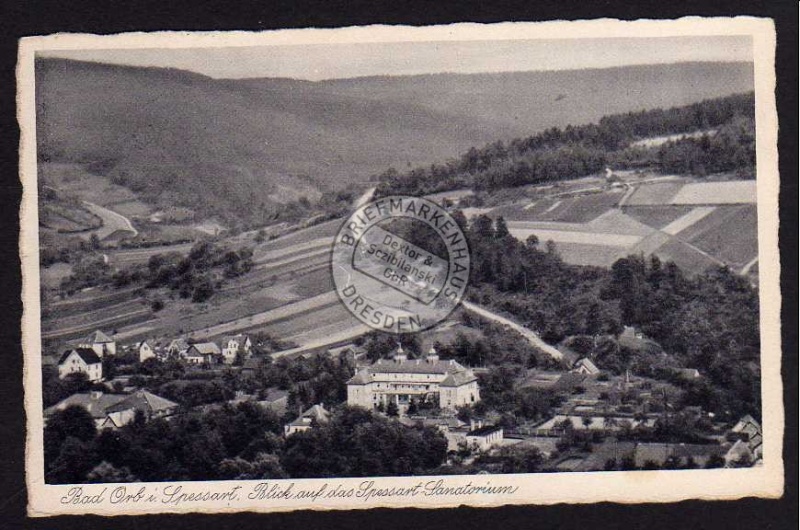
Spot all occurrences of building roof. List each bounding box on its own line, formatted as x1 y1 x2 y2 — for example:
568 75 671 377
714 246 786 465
58 347 102 366
573 357 600 374
80 330 114 344
346 370 372 385
105 390 178 414
45 392 127 419
368 357 467 375
467 424 502 437
287 404 330 427
731 414 762 434
187 342 221 355
633 442 724 468
169 338 190 350
261 388 289 403
440 371 478 387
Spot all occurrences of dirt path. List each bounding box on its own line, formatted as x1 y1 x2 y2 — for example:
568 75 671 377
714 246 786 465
462 301 563 361
740 256 759 275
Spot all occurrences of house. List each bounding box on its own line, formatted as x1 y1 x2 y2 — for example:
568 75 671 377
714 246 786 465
728 414 763 459
167 338 190 358
45 390 178 429
135 341 155 363
327 344 367 362
240 356 263 379
572 357 600 375
633 442 725 469
346 347 480 412
256 388 289 416
58 348 103 382
185 342 222 365
75 329 116 357
45 391 126 428
100 390 179 429
284 403 330 436
220 334 252 364
724 439 755 467
465 424 504 452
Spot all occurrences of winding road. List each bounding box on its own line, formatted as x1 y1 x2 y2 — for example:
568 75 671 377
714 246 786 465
462 301 564 361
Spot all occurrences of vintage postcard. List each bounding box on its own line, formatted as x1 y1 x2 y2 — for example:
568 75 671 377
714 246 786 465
19 18 783 516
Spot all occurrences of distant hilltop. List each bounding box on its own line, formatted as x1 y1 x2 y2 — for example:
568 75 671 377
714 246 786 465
36 58 753 227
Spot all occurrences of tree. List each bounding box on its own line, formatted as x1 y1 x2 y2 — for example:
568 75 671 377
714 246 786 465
44 405 97 467
48 436 95 484
386 401 399 417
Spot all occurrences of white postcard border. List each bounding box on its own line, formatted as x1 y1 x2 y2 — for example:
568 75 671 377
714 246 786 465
18 17 783 517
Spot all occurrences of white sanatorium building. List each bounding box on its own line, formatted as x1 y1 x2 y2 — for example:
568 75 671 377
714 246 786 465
346 347 480 411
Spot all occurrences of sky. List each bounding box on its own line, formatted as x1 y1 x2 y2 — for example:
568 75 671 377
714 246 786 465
39 35 753 81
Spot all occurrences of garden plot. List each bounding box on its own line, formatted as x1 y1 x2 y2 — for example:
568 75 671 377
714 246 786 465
508 226 642 248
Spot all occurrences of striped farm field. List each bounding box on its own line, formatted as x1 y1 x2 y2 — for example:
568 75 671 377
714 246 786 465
622 205 695 229
661 207 717 236
254 219 340 253
670 181 756 205
549 242 628 268
685 207 758 269
673 205 755 242
108 242 196 268
650 239 722 275
625 182 685 206
508 226 642 248
537 192 624 223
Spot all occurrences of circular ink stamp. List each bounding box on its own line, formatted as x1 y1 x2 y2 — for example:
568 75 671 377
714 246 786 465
332 195 471 334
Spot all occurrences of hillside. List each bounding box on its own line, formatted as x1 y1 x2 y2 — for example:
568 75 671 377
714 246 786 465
36 59 753 227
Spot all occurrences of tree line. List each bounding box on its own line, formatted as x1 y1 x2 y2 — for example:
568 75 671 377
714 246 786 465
44 403 448 484
458 214 760 421
373 92 755 196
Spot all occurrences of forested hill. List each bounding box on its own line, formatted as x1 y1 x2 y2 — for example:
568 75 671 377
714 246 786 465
375 92 756 196
36 58 751 227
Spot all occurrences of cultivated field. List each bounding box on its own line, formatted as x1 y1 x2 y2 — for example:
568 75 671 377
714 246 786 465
670 181 756 205
479 176 760 276
625 182 686 206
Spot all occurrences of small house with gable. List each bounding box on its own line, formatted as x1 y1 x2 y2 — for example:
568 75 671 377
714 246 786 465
221 334 252 364
135 340 155 363
572 357 600 375
185 342 222 365
75 329 116 357
284 403 330 436
58 347 103 382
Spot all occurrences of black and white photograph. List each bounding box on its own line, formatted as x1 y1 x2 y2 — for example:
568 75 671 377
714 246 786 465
18 19 783 515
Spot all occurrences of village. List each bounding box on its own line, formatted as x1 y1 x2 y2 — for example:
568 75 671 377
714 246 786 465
44 324 763 475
